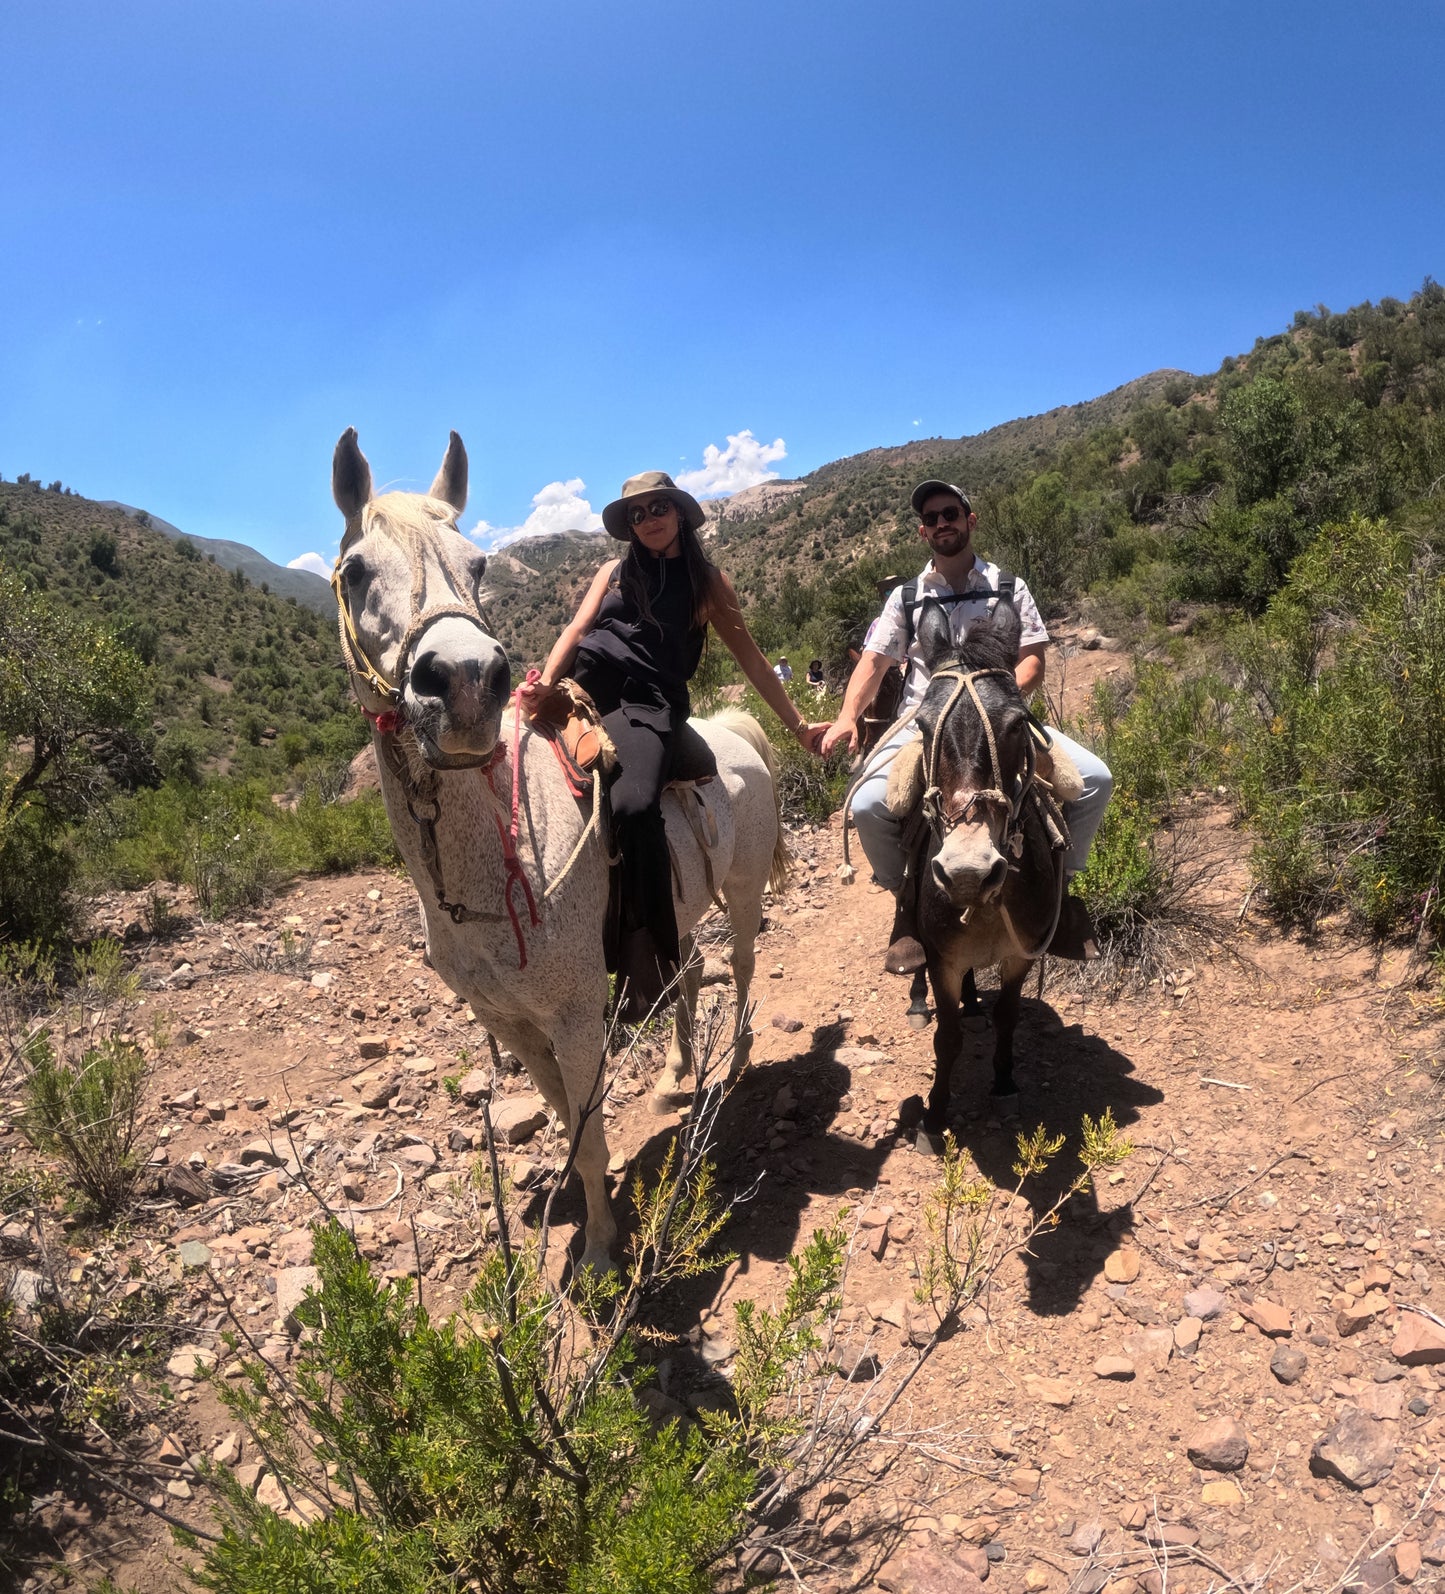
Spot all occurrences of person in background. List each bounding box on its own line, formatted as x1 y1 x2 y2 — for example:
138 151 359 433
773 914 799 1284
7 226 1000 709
520 472 828 1018
806 658 825 695
774 655 793 682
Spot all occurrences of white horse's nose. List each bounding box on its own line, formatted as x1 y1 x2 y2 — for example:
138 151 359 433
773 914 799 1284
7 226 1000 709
404 616 511 761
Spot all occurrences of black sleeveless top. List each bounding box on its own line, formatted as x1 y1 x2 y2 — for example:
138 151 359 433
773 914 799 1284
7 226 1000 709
572 547 706 730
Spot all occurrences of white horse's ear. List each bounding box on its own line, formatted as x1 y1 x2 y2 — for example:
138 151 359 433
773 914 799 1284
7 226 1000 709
429 431 468 513
916 598 954 671
333 429 373 520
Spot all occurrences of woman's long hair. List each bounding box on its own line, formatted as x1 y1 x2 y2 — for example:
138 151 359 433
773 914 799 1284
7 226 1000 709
616 518 716 632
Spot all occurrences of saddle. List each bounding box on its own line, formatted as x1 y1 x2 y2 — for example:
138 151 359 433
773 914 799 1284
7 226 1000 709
528 682 720 979
526 677 617 780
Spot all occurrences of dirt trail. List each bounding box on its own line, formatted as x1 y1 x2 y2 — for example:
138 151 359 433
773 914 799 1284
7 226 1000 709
9 797 1445 1592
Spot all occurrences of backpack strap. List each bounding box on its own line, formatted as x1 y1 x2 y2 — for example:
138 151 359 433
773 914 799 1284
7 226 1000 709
897 571 1018 651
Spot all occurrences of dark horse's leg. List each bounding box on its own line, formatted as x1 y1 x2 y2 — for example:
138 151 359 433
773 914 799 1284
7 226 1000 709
960 967 982 1016
921 950 962 1144
906 969 930 1029
990 956 1032 1100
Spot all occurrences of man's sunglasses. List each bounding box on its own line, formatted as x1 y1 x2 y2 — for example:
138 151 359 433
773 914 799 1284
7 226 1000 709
921 506 965 528
628 498 676 527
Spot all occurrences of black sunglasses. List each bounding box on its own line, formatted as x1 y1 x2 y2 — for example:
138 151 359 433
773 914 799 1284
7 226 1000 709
921 505 965 528
628 498 677 528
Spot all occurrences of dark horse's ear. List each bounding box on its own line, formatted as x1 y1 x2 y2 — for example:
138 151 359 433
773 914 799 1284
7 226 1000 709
989 595 1023 660
916 598 954 672
429 431 468 513
332 428 373 522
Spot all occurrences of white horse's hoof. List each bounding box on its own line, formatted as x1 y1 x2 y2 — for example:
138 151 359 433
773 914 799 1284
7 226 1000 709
649 1087 687 1116
576 1245 617 1278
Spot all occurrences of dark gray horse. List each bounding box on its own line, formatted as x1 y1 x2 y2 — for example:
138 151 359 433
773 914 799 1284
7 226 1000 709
905 598 1070 1142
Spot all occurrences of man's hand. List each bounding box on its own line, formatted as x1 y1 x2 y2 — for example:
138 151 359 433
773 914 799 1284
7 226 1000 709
820 719 860 757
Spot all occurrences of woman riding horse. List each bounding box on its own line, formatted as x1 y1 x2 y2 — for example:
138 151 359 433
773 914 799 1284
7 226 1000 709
520 471 829 1019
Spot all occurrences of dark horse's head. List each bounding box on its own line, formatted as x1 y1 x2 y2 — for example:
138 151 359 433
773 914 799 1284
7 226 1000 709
913 597 1036 912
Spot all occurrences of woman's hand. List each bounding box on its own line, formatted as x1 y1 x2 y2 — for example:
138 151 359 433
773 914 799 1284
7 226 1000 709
795 721 830 757
515 668 548 718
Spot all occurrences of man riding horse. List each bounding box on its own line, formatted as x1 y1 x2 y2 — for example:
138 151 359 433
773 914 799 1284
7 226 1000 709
820 479 1113 976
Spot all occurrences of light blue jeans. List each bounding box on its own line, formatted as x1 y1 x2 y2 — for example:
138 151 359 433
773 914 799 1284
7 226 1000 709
850 722 1114 893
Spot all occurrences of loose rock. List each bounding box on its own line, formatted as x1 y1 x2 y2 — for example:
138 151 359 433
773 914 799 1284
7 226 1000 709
491 1096 549 1145
1104 1247 1141 1284
1392 1312 1445 1366
167 1345 217 1379
1309 1408 1399 1490
1186 1415 1249 1473
1270 1345 1309 1384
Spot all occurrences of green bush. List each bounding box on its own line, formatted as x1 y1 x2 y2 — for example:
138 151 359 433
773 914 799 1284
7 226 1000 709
0 808 78 945
188 1124 845 1594
93 778 396 910
16 941 149 1218
1231 515 1445 938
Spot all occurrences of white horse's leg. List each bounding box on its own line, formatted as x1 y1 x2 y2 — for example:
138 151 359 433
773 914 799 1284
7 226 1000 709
550 1016 618 1271
724 885 762 1085
488 1012 616 1270
653 933 703 1113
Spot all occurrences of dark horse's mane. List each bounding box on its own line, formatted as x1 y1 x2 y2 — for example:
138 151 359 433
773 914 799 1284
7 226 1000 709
942 623 1017 682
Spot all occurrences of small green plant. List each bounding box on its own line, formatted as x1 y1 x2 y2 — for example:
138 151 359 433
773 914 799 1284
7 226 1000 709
20 1032 149 1217
186 1014 843 1594
441 1073 460 1100
144 888 186 938
918 1110 1132 1327
8 939 150 1218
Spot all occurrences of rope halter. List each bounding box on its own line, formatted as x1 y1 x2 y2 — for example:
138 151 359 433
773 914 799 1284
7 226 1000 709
919 667 1036 855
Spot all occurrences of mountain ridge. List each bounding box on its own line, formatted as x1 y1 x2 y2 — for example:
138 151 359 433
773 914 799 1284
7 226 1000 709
99 500 334 613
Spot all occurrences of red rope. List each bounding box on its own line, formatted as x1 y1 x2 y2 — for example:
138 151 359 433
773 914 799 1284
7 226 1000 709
480 672 541 970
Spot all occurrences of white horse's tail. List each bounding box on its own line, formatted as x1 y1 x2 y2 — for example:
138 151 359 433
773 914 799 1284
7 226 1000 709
710 710 791 893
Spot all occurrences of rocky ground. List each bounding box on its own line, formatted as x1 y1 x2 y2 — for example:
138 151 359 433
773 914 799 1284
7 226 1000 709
5 808 1442 1593
3 638 1444 1590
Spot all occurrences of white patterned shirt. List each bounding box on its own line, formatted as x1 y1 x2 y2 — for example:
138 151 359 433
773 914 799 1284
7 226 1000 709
862 556 1048 712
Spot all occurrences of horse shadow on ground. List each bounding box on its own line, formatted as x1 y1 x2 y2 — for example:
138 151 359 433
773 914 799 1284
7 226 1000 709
920 990 1163 1315
534 1022 892 1331
535 1000 1160 1331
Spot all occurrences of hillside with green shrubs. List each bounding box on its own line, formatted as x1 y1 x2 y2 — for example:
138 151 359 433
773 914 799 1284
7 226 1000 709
0 483 388 941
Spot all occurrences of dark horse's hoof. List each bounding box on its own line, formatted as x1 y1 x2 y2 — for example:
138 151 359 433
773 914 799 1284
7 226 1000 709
915 1125 949 1157
988 1090 1021 1122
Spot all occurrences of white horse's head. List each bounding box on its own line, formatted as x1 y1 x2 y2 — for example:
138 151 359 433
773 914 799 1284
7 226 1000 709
331 429 510 767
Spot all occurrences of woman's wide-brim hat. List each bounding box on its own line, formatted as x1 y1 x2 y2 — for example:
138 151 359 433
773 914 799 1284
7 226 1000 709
601 471 707 541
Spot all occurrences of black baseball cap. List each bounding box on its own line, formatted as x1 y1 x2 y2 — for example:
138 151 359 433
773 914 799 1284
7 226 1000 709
910 479 972 515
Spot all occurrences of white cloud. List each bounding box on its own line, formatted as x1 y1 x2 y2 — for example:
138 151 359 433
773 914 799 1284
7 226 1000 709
287 552 331 579
675 430 787 499
471 478 605 549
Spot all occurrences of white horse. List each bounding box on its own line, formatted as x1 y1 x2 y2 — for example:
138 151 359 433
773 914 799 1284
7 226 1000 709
329 430 788 1269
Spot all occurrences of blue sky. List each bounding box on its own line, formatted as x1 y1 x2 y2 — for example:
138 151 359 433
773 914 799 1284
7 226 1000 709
3 0 1443 574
